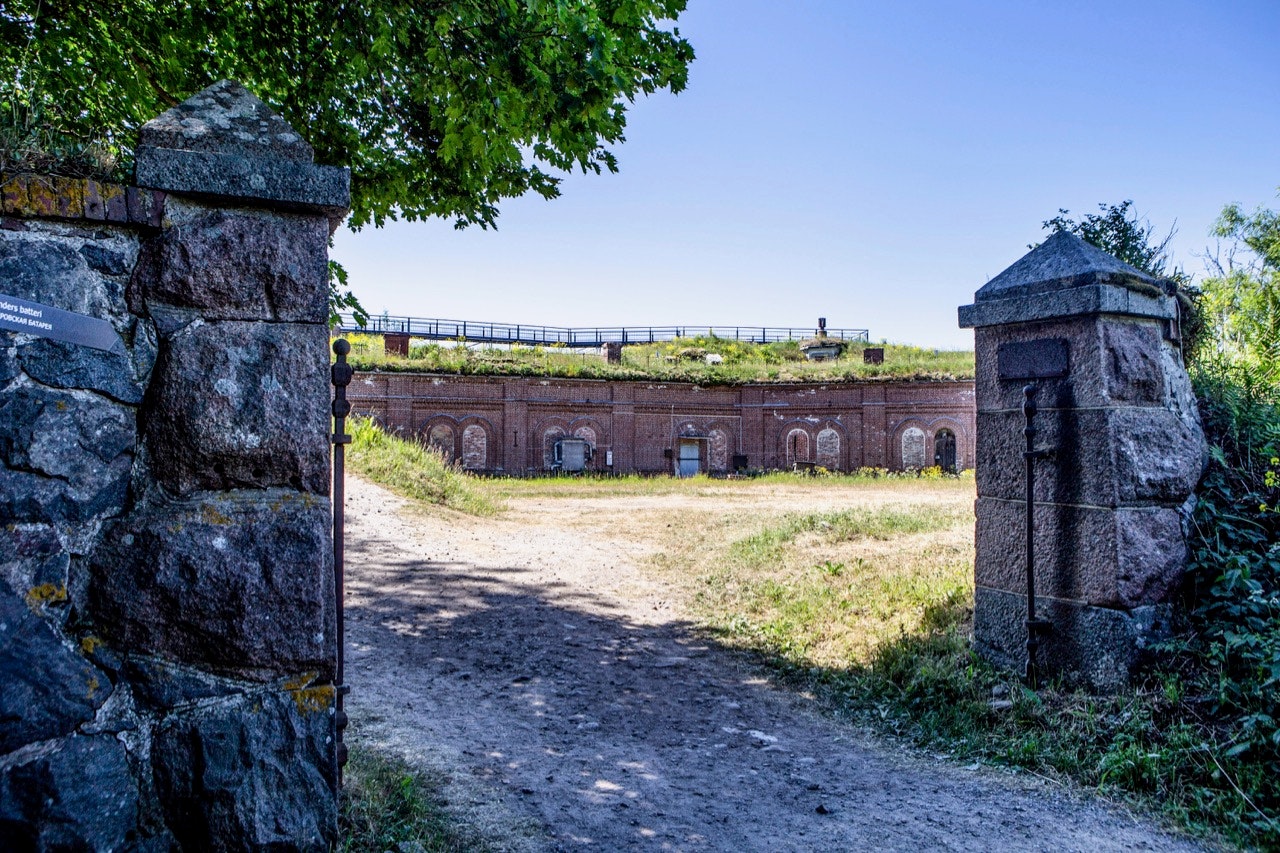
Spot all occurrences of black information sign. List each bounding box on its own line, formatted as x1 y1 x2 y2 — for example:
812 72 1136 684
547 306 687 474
0 293 123 354
997 338 1069 380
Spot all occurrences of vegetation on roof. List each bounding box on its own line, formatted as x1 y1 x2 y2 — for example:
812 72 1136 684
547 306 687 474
336 333 974 384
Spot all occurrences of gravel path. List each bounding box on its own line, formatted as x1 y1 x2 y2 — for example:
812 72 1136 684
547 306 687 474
343 474 1209 852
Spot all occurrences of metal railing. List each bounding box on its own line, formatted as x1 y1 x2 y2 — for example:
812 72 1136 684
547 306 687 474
335 314 870 347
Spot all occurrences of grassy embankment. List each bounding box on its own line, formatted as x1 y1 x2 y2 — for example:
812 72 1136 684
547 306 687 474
346 418 1273 850
345 416 499 516
336 331 974 383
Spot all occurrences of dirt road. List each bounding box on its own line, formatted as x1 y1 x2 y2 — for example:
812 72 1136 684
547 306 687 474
343 474 1208 852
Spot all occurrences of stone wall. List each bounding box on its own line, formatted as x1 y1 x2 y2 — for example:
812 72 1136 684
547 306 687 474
347 371 977 474
1 81 345 849
959 232 1205 690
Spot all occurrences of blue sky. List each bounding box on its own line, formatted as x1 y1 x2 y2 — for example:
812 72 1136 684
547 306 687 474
332 0 1280 349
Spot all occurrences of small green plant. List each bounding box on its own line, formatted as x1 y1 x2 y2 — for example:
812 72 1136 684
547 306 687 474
0 95 119 179
816 560 845 577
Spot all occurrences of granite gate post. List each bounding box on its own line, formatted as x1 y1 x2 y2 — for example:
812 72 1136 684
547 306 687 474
1 80 348 848
958 231 1205 690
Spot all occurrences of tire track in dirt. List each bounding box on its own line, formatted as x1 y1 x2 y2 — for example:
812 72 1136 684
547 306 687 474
343 474 1209 852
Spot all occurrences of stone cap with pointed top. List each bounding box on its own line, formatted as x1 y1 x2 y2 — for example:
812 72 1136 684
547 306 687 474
959 231 1177 329
135 80 349 217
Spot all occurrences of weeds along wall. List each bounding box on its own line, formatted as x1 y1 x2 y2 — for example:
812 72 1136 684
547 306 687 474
346 372 977 474
0 81 345 849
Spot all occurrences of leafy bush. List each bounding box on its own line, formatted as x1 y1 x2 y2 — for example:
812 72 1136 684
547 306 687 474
1172 356 1280 841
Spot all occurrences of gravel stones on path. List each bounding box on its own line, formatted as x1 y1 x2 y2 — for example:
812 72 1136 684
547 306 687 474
343 475 1207 852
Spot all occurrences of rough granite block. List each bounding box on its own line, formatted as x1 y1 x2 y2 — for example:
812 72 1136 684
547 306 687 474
135 147 350 215
973 586 1172 692
0 734 141 850
0 580 112 754
976 407 1203 507
133 208 329 322
134 80 350 216
152 687 337 851
89 490 335 677
144 320 330 495
975 498 1188 607
974 318 1174 412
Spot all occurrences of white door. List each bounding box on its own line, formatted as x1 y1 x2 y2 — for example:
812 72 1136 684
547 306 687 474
677 440 700 477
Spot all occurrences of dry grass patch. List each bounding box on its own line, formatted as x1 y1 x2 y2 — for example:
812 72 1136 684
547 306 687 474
646 495 975 669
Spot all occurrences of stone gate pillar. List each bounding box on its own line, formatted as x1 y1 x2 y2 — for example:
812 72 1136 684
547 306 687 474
0 80 349 851
959 231 1205 690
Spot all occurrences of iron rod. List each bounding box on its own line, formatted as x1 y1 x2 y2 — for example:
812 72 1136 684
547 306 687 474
1022 384 1047 688
331 339 354 779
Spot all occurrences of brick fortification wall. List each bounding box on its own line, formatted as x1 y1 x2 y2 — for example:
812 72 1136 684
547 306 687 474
1 81 345 849
348 372 977 474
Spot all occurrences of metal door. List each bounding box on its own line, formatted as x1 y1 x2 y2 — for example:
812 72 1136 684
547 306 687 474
677 440 700 477
559 438 587 472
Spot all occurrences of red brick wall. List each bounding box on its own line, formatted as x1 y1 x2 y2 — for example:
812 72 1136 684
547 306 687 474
348 372 976 474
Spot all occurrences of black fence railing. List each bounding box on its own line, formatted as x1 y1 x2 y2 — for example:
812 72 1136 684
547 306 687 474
336 314 870 348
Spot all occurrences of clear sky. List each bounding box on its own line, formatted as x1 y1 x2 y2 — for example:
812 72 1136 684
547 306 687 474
331 0 1280 350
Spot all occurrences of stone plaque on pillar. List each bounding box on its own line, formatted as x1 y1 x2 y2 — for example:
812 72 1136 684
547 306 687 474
959 231 1205 690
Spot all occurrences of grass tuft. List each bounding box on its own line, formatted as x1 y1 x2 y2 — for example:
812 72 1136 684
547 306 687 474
340 747 485 852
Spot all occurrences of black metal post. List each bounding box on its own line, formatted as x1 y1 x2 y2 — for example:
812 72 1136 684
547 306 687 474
1022 384 1051 688
331 339 354 778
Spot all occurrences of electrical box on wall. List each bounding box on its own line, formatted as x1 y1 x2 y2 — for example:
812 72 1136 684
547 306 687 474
605 450 613 466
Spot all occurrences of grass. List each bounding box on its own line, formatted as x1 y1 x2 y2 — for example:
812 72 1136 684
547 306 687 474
335 332 974 384
347 416 501 516
340 747 485 852
658 494 976 671
482 467 961 500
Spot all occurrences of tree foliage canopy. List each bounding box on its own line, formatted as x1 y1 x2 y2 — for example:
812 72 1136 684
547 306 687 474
1042 200 1183 282
1200 194 1280 368
1 0 694 229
